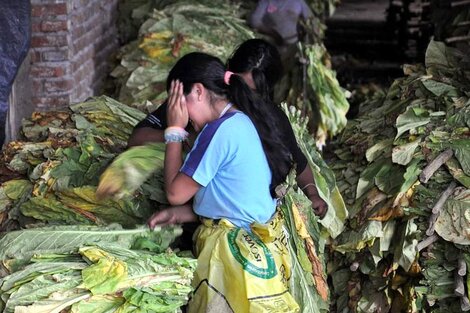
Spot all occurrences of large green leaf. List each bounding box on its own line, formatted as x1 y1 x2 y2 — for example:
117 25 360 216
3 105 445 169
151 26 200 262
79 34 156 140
425 40 459 70
392 140 421 166
2 271 82 311
399 158 422 194
395 107 431 139
80 247 127 295
357 159 388 199
20 196 95 226
393 219 418 272
375 164 405 195
69 295 124 313
0 225 182 261
449 139 470 176
2 180 33 200
366 139 393 162
435 189 470 245
0 262 85 293
446 158 470 188
421 80 459 97
12 291 90 313
334 221 383 253
97 143 166 200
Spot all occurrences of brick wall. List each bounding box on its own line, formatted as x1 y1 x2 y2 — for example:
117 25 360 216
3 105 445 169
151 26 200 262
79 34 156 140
30 0 119 110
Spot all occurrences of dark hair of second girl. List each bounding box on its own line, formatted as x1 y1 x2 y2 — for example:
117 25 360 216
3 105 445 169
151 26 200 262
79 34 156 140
226 38 283 102
167 52 293 197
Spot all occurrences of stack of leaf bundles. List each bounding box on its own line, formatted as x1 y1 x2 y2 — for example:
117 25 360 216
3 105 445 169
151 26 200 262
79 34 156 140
326 40 470 312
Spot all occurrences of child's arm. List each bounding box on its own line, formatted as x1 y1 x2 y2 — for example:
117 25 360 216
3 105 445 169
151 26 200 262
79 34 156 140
148 203 198 229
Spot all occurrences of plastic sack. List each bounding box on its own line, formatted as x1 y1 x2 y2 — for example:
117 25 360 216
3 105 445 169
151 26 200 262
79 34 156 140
188 213 300 313
0 0 30 104
0 0 31 145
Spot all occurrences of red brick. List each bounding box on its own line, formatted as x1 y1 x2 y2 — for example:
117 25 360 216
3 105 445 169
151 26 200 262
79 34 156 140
42 50 68 61
31 4 68 17
30 50 42 63
32 96 70 109
29 0 121 111
73 61 93 82
31 65 66 78
71 48 93 71
32 79 44 94
44 79 73 93
41 20 68 32
32 21 41 32
31 35 68 48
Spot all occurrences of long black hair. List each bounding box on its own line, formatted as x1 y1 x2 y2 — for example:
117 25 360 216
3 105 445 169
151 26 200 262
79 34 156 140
226 38 283 102
167 52 292 197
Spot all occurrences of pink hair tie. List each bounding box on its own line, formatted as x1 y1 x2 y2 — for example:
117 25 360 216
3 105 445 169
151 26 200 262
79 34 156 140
224 71 234 85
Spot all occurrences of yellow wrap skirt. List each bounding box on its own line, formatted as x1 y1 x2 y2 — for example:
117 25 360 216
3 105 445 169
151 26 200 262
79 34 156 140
187 213 300 313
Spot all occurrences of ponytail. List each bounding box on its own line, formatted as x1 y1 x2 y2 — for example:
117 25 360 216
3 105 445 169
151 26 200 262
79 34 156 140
226 74 292 197
251 67 272 102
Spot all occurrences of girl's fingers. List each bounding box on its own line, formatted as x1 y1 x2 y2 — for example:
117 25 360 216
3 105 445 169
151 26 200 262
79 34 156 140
176 82 184 110
170 80 177 106
148 210 171 229
169 80 182 109
168 80 177 107
170 81 183 111
166 80 188 128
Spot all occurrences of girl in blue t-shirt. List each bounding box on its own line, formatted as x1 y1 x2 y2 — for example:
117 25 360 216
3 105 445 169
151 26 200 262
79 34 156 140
149 52 299 312
132 39 327 218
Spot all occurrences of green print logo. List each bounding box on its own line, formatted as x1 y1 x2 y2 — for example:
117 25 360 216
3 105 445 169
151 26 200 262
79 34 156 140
227 228 277 279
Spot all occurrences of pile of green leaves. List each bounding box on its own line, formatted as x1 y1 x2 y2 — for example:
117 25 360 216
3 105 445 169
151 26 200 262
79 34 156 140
284 103 349 240
281 189 330 313
0 95 196 312
270 104 348 313
0 96 167 232
0 224 196 313
273 0 349 148
326 40 470 312
111 0 254 111
304 44 350 147
285 42 350 148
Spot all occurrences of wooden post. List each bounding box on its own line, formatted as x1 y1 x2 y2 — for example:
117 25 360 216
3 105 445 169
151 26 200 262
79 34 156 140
6 52 33 144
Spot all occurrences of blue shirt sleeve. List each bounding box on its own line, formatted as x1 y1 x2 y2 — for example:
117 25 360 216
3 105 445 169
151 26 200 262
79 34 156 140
180 118 231 187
